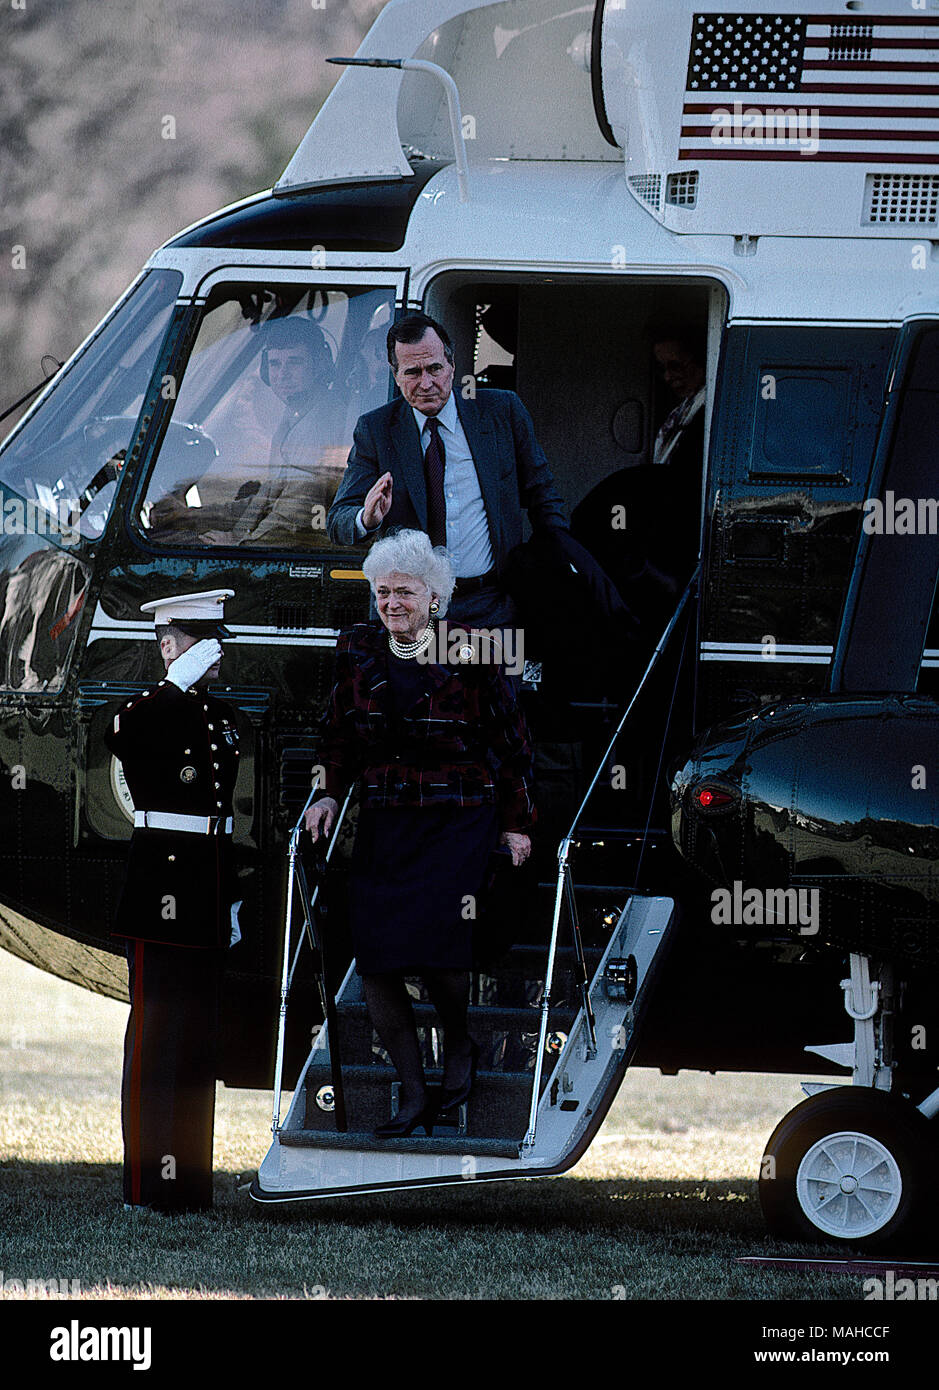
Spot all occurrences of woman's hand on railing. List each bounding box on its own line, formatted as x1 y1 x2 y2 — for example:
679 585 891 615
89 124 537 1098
500 831 531 866
305 796 339 842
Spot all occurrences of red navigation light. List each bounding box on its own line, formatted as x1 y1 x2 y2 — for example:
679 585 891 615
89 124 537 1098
694 784 735 810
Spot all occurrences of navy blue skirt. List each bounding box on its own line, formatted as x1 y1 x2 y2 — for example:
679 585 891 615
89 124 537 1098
349 804 500 975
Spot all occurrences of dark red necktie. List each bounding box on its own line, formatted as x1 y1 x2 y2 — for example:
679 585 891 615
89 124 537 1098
423 416 447 547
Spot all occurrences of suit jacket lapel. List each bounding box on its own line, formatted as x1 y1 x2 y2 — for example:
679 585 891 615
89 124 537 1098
455 393 502 560
389 398 429 531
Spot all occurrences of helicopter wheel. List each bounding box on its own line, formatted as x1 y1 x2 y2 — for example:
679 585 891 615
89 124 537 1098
759 1087 936 1252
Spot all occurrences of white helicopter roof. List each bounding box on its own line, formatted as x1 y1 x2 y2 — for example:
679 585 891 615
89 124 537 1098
277 0 939 242
275 0 619 190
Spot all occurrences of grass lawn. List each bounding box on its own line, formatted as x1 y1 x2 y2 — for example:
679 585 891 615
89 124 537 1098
0 949 885 1301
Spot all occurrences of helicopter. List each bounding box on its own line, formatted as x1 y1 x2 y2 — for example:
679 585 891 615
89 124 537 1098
2 0 938 1247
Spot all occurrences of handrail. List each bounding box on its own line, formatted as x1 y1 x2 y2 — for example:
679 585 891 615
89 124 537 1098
271 781 353 1135
520 569 699 1152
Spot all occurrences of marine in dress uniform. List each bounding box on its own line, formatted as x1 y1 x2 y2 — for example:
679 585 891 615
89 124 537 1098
105 589 241 1212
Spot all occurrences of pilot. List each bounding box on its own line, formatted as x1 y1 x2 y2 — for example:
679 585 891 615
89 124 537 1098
106 588 241 1213
201 317 341 546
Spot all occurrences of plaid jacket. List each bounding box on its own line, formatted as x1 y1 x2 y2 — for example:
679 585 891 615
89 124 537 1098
317 622 536 833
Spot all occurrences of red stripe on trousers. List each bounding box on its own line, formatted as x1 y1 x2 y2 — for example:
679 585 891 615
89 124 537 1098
128 939 145 1206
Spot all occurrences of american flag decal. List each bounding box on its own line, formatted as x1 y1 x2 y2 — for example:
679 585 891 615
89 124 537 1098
681 13 939 162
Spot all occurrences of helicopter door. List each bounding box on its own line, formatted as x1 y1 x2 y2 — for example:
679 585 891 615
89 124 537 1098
831 319 939 696
697 319 896 728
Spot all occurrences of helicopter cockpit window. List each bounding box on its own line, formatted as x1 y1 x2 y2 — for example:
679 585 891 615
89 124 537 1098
0 270 183 545
137 283 394 550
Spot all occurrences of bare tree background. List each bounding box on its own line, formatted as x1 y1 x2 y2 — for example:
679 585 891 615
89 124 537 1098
1 0 384 417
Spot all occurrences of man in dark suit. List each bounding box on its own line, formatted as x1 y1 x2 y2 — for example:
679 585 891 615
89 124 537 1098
326 312 566 628
570 324 706 637
106 588 241 1213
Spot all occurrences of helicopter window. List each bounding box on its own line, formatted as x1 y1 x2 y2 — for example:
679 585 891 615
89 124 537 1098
749 367 854 479
136 282 394 550
0 270 182 545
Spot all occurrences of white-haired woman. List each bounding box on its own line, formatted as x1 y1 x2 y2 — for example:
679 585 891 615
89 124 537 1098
305 529 534 1138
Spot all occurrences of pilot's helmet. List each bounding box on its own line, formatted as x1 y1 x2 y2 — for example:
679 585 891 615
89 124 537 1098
140 588 235 640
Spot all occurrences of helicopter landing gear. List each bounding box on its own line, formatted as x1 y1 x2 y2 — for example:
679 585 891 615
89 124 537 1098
761 1089 933 1256
759 1086 935 1251
759 952 937 1250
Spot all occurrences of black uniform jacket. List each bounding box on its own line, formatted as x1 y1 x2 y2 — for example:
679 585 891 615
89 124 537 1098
105 681 240 949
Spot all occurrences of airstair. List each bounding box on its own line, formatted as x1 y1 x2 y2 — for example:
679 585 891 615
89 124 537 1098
250 582 696 1203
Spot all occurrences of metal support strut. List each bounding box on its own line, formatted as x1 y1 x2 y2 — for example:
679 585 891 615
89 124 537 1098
271 781 353 1136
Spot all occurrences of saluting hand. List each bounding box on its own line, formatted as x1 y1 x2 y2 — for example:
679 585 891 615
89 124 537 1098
362 472 393 530
166 639 222 691
305 797 339 842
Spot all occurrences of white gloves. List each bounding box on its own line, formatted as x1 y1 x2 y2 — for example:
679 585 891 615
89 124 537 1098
166 638 222 691
230 900 242 947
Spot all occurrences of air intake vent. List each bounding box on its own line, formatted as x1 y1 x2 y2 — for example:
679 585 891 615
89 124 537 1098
274 603 312 632
628 173 662 211
666 171 698 207
865 174 939 226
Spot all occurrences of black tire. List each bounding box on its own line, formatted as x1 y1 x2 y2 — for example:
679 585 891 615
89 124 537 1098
759 1087 936 1253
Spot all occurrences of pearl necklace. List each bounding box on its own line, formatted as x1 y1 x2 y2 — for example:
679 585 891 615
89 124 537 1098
388 620 435 660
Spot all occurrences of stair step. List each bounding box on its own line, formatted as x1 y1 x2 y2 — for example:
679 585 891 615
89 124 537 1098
332 1000 577 1068
480 943 604 977
301 1062 534 1138
279 1128 523 1159
335 1000 576 1031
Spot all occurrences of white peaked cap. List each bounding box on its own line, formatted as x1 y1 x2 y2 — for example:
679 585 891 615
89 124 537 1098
140 588 235 629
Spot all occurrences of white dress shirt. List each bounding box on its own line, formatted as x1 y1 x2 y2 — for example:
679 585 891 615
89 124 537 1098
652 387 706 467
356 391 494 577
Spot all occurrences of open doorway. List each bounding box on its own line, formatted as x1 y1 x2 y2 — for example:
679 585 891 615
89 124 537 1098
423 273 725 884
425 272 722 678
